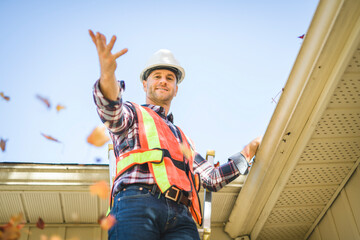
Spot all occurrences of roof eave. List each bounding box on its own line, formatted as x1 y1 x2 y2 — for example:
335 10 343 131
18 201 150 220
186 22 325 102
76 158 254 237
225 0 360 237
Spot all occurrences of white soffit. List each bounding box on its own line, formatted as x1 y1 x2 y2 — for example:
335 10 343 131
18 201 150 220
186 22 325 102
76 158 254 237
61 193 99 223
0 163 244 229
22 192 63 223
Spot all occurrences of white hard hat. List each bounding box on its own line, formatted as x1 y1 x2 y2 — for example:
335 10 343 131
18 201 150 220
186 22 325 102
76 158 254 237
140 49 185 84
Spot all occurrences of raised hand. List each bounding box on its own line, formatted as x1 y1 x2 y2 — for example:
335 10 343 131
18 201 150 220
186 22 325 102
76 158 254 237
241 136 262 162
89 30 128 101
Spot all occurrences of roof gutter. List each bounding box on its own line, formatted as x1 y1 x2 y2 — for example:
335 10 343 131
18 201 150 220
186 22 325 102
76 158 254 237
225 0 348 237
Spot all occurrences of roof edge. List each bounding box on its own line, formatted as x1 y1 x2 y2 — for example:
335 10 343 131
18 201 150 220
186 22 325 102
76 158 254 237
225 0 349 237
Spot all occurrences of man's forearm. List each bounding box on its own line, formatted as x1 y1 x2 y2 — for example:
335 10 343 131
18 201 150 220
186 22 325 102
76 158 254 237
194 154 241 192
93 79 134 135
99 74 120 101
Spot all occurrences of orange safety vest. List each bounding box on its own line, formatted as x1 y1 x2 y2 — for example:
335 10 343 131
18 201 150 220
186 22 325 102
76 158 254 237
109 102 203 225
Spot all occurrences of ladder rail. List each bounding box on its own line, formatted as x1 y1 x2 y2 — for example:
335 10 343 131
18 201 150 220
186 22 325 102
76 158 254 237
202 150 215 240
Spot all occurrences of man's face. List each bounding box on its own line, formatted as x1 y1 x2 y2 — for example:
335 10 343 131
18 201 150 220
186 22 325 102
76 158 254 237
142 69 178 106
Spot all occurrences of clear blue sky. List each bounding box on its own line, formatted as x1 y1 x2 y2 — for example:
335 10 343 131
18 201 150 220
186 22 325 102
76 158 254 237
0 0 318 165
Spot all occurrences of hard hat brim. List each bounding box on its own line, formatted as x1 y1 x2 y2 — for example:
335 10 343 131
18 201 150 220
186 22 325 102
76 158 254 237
140 63 185 84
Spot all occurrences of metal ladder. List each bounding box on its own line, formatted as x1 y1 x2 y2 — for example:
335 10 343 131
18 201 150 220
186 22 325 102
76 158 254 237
200 150 215 240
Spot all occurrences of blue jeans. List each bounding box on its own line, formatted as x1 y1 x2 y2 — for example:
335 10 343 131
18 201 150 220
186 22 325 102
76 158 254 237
108 185 201 240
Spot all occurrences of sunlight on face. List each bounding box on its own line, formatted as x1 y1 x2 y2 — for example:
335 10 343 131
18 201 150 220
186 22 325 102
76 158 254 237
142 69 178 106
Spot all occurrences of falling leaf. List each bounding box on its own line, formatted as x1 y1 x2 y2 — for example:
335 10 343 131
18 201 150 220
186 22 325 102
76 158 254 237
9 213 24 226
16 223 25 230
97 214 105 224
36 95 51 109
0 225 21 240
0 92 10 101
36 217 45 230
56 104 66 112
0 213 24 240
87 126 110 147
49 235 62 240
40 234 48 240
298 34 305 39
90 180 110 199
180 143 191 159
214 161 220 168
41 133 61 143
98 214 116 230
0 139 7 152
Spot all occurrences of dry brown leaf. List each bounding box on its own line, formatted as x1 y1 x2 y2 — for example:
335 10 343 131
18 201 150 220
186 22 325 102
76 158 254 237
40 234 48 240
49 235 62 240
87 126 110 147
98 214 116 230
9 213 24 226
0 225 20 240
55 104 66 112
0 213 24 240
0 139 7 152
36 217 45 230
0 92 10 101
89 181 110 199
36 95 51 109
41 133 61 143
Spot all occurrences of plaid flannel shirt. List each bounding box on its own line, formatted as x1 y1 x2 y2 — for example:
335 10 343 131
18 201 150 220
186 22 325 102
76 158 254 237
93 80 241 196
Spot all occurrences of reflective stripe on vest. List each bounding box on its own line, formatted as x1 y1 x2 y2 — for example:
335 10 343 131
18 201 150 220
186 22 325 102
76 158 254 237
139 106 172 192
116 149 163 174
115 106 172 193
111 103 202 225
139 106 160 149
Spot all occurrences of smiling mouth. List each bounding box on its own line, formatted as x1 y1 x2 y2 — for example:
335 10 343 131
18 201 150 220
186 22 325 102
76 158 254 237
156 88 168 91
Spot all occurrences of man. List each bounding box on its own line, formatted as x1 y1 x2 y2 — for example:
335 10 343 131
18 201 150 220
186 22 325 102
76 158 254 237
89 30 261 240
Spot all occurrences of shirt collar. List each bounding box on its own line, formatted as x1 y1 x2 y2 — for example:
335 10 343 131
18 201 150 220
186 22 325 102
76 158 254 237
142 104 174 123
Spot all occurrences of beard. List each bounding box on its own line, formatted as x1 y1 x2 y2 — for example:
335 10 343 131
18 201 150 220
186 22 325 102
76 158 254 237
147 87 175 104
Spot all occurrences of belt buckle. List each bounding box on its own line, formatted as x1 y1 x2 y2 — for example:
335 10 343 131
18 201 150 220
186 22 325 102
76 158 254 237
165 186 180 202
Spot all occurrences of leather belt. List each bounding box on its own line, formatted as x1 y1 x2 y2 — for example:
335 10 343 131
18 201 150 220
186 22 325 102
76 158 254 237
121 184 191 207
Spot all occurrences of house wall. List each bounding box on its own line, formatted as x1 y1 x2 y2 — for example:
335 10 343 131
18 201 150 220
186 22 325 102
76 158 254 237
308 166 360 240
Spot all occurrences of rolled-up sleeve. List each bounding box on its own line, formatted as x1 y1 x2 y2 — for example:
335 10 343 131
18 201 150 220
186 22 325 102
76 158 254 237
92 80 135 135
193 153 241 192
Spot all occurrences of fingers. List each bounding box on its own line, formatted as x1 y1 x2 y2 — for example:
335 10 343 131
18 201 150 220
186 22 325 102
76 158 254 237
88 29 96 44
89 30 128 59
100 33 107 45
106 35 116 52
89 30 106 52
95 32 105 52
114 48 128 59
